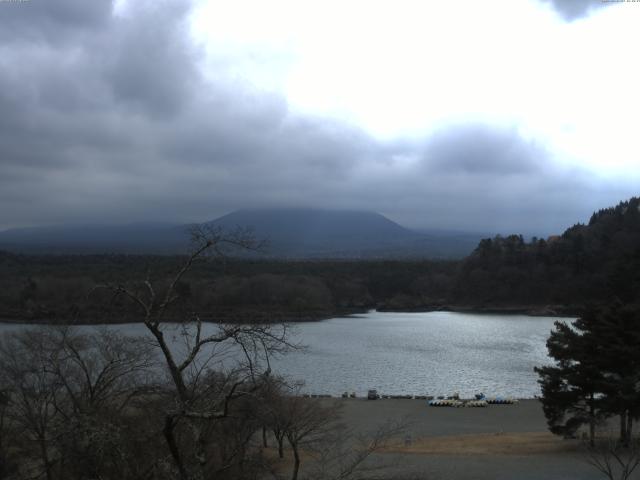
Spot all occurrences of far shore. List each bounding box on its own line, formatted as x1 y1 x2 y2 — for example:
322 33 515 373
376 304 579 317
0 304 577 326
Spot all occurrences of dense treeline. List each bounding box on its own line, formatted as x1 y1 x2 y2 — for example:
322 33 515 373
1 197 639 323
529 198 640 465
453 197 640 310
0 254 457 324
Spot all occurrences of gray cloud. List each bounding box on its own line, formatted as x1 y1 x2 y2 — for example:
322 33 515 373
0 0 112 44
540 0 610 21
106 1 198 117
0 0 635 236
422 125 546 175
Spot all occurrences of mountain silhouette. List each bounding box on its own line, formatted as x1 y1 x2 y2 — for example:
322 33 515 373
0 209 482 258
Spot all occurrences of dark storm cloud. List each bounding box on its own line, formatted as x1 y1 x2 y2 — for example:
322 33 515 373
540 0 610 21
423 125 545 174
0 0 112 43
0 0 635 235
107 1 198 117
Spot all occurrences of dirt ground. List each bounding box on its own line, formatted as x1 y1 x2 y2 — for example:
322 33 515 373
337 398 549 438
384 432 576 456
326 398 608 480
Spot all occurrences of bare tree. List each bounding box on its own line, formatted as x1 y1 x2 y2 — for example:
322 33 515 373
306 418 408 480
265 389 405 480
585 437 640 480
0 330 63 480
0 327 160 480
280 395 342 480
92 225 294 480
258 376 295 459
47 327 156 415
0 388 17 480
49 328 157 480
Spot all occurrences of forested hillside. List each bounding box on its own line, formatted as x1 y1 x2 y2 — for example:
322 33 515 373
0 254 457 323
454 197 640 309
1 197 638 324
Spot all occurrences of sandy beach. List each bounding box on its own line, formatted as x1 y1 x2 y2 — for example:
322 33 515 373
338 398 549 437
327 398 603 480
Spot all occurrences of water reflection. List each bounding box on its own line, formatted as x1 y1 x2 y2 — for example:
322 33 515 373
0 311 570 398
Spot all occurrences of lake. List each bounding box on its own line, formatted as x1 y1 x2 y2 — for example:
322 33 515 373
0 311 569 398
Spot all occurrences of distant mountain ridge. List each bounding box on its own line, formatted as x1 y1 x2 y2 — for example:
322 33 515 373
0 209 483 258
209 209 419 257
212 209 415 241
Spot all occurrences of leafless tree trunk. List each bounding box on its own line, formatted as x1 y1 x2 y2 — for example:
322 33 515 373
92 225 294 479
291 441 301 480
621 412 628 447
277 433 286 459
0 389 8 473
589 396 596 448
280 394 342 480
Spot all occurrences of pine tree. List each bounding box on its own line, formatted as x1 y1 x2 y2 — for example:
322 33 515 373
536 304 640 446
588 303 640 446
535 317 605 446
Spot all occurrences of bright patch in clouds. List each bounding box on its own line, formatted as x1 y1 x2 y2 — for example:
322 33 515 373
191 0 640 177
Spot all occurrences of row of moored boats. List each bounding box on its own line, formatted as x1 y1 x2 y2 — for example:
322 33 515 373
428 397 519 407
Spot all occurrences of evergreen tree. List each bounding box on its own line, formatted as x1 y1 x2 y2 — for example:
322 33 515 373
588 303 640 446
535 317 605 446
536 303 640 445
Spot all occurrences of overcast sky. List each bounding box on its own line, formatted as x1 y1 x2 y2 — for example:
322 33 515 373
0 0 638 235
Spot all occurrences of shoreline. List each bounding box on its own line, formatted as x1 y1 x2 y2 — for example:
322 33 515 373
0 304 576 326
312 394 540 401
376 304 579 318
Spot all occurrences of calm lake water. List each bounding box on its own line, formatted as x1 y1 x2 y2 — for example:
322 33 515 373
0 311 569 398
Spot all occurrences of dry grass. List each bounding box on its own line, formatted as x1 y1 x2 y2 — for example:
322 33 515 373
260 445 317 475
382 432 581 456
261 447 286 472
